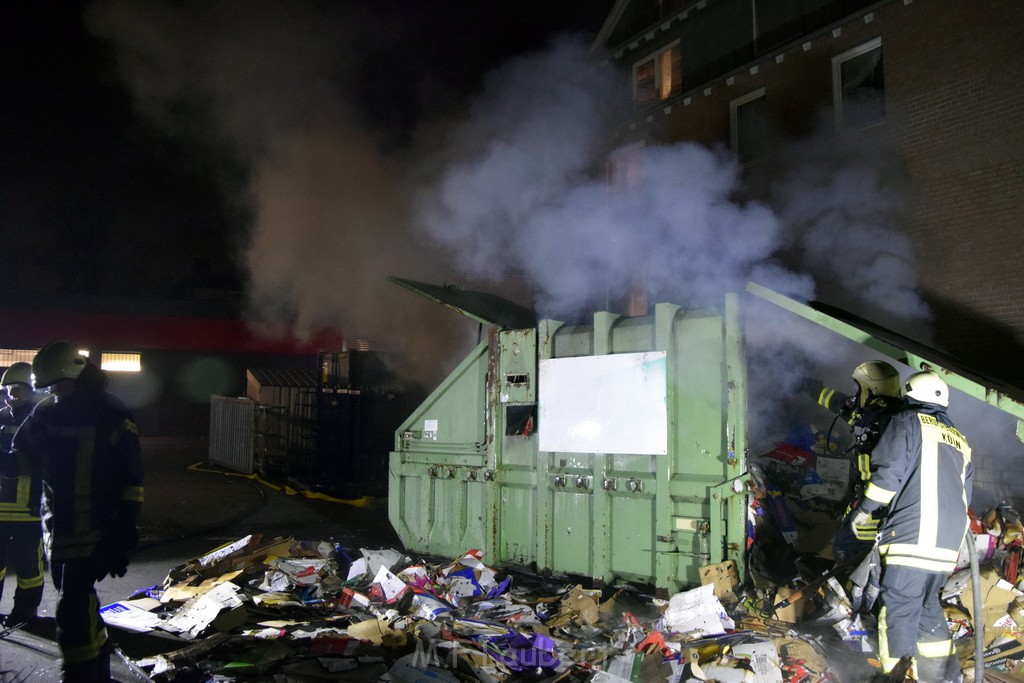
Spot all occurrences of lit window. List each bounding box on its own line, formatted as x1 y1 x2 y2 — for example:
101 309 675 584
634 42 682 105
0 349 39 365
101 352 141 373
832 38 884 130
730 87 770 164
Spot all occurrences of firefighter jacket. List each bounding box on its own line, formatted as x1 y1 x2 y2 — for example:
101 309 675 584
858 400 973 573
14 363 144 561
0 399 41 522
807 380 902 482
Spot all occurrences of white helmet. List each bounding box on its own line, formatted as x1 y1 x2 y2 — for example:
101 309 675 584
902 370 949 407
851 360 900 406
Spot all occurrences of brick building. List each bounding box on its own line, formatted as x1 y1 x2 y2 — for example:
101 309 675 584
595 0 1024 381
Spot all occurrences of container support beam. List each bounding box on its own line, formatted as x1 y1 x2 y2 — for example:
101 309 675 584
746 281 1024 435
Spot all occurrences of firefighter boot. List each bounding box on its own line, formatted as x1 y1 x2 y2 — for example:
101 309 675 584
61 659 99 683
60 644 113 683
914 654 962 683
7 584 43 627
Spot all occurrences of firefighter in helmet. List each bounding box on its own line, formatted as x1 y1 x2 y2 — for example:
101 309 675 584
801 360 906 615
14 342 144 682
850 370 971 681
802 362 903 542
803 360 903 484
0 361 44 627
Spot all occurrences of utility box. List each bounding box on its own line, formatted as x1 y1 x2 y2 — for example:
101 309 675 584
388 278 1024 592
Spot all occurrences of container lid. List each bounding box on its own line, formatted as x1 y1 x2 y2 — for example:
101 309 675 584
389 277 536 329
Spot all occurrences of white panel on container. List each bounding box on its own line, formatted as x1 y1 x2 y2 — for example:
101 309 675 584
538 351 668 455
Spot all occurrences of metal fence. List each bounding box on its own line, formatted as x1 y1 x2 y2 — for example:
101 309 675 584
209 396 256 474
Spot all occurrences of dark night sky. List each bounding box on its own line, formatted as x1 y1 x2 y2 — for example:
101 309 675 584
0 1 613 303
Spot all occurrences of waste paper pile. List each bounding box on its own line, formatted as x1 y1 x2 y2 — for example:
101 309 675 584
106 534 866 682
99 429 1024 682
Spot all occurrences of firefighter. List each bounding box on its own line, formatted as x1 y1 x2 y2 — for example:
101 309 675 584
0 361 44 627
14 341 144 682
802 360 903 565
849 370 971 682
802 360 903 486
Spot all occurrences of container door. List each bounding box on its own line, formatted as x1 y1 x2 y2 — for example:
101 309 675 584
492 328 540 566
388 342 490 557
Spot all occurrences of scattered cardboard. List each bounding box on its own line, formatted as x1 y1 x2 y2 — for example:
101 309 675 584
699 560 740 602
772 585 811 624
960 566 1024 646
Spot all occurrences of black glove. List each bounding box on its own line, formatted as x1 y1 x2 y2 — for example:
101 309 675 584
94 541 129 582
94 522 136 581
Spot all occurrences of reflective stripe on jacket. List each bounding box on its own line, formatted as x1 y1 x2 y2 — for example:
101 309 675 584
0 401 41 522
861 406 972 573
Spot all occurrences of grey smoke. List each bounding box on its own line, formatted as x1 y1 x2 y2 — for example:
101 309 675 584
771 119 932 339
416 40 814 318
85 0 477 386
85 0 1023 507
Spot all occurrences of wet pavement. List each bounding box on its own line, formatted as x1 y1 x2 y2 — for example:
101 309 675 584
0 440 399 681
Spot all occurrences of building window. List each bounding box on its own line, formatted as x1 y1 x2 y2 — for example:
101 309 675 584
101 352 142 373
0 349 39 366
832 37 884 130
608 142 646 191
634 42 682 105
730 87 769 164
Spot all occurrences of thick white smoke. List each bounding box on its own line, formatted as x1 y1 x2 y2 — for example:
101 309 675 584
86 0 924 369
415 39 814 319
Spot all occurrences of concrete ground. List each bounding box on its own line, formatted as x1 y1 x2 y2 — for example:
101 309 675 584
0 440 400 681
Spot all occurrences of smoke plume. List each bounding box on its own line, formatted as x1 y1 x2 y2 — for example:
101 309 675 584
414 39 816 319
84 1 1024 503
85 0 477 386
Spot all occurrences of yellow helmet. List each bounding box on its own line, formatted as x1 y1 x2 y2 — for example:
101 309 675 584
1 361 33 387
851 360 900 407
32 341 87 389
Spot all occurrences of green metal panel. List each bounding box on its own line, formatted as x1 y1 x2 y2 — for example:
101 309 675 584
529 304 746 589
388 277 536 329
388 341 489 556
494 328 540 565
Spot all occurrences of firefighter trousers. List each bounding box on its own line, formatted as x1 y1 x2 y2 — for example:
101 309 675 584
52 556 111 682
878 563 960 682
0 519 44 621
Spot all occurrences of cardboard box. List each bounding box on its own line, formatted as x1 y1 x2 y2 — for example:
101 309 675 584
960 567 1024 646
700 561 740 602
806 456 850 502
772 585 811 624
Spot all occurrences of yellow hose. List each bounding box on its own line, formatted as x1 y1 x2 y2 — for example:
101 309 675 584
187 462 374 508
